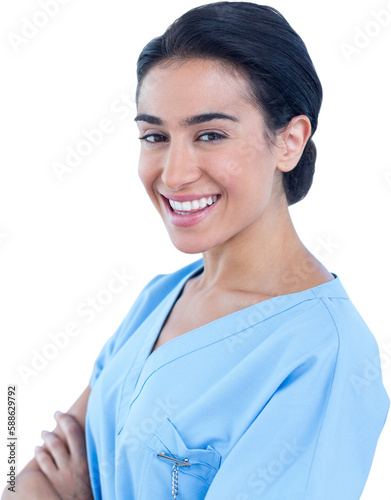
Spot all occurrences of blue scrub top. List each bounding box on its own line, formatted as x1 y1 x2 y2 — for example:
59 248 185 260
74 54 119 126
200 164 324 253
85 259 389 499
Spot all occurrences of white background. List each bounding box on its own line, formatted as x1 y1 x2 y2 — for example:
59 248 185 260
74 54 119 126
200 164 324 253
1 0 390 497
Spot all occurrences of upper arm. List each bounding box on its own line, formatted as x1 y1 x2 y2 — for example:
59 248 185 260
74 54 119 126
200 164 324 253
19 385 91 474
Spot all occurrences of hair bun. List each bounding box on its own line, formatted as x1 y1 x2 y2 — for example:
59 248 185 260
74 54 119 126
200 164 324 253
283 139 316 206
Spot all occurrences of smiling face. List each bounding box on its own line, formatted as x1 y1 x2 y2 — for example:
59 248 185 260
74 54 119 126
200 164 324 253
136 59 288 255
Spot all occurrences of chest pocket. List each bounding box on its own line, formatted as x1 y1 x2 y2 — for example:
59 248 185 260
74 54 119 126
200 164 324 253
137 417 221 499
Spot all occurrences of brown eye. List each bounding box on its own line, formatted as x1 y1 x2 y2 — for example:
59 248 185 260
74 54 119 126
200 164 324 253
198 132 225 142
139 134 168 143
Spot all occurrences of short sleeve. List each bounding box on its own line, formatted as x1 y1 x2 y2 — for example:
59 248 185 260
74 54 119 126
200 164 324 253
204 298 390 500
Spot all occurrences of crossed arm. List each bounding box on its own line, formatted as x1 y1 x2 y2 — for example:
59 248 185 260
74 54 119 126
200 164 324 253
1 386 92 500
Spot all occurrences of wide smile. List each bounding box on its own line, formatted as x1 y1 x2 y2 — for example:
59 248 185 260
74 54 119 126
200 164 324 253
169 195 218 215
161 194 220 227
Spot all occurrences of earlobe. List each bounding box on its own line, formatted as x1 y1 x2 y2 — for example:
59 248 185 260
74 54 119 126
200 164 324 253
277 115 312 173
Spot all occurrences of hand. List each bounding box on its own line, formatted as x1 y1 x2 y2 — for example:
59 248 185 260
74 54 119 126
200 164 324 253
35 412 93 500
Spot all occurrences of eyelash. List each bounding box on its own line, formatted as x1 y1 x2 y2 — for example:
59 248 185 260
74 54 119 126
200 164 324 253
138 132 226 144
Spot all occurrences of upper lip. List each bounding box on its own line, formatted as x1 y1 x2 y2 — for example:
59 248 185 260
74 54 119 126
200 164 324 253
161 193 219 202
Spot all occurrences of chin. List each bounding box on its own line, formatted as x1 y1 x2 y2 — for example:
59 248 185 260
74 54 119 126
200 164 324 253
167 232 217 255
170 239 211 255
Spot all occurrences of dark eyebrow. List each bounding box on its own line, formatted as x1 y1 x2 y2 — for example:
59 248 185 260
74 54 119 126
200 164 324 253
180 113 239 126
134 114 164 125
134 112 239 127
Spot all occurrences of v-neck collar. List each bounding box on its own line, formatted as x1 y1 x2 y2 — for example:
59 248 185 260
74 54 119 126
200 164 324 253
116 259 348 434
116 262 205 434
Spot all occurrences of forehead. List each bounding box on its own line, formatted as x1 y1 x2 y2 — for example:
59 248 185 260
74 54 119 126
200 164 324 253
137 59 254 116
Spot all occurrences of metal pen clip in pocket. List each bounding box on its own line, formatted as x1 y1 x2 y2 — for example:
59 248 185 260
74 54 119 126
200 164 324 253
157 452 191 500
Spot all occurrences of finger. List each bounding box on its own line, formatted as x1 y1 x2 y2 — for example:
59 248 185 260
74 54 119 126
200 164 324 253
35 445 59 477
41 430 70 469
55 411 87 460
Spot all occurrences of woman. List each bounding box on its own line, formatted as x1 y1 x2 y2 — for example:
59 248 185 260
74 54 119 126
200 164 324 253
4 2 389 499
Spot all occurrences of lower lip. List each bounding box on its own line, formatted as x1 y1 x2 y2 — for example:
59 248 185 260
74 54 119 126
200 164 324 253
162 196 220 227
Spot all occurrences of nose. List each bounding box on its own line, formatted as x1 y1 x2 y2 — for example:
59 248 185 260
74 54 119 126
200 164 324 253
161 139 201 191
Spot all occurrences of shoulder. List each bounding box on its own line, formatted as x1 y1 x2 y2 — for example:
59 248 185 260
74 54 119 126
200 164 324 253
259 274 379 367
89 259 204 386
108 259 203 348
257 280 389 409
308 276 380 361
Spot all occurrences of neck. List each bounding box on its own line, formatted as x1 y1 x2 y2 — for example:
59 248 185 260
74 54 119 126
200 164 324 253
195 199 326 297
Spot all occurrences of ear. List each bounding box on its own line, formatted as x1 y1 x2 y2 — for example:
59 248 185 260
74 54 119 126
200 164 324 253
276 115 312 173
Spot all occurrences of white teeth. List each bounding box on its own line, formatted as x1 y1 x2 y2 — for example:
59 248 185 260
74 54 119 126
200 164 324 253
168 195 218 213
182 201 192 211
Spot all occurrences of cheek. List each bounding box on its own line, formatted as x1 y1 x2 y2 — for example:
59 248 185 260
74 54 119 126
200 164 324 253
208 146 248 186
212 156 243 185
212 142 272 188
137 157 161 209
138 156 155 189
137 159 147 186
